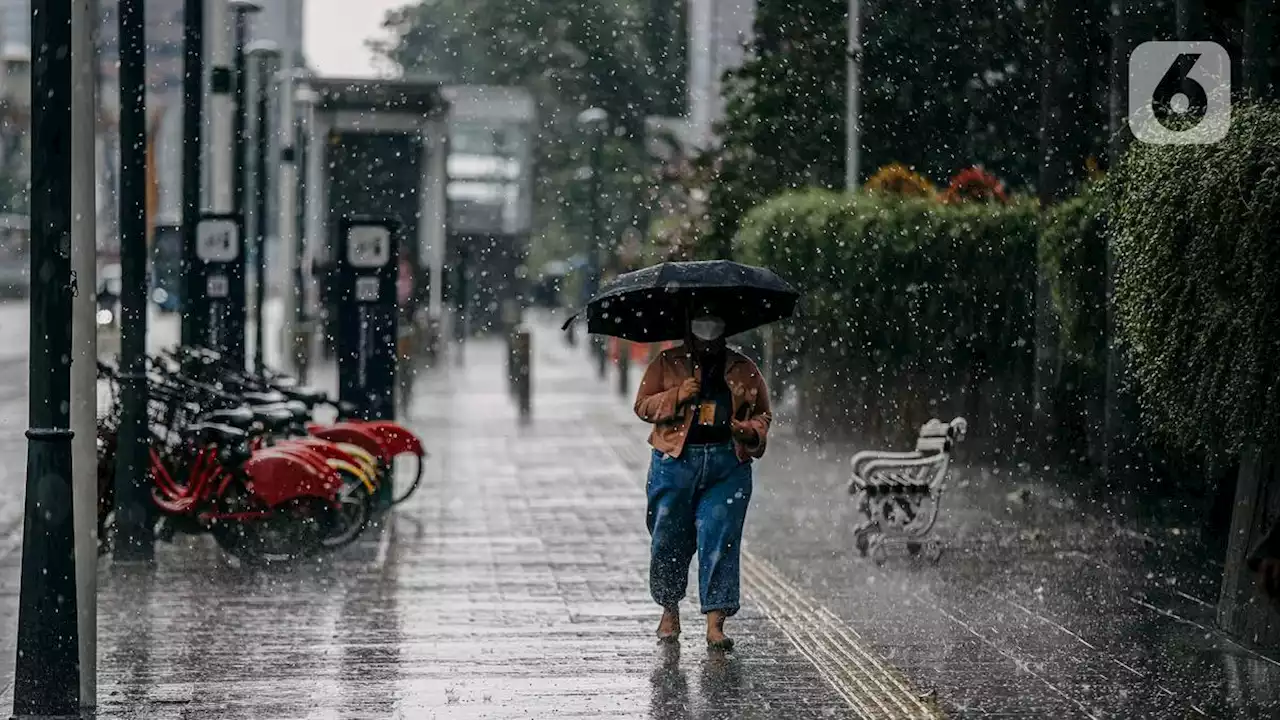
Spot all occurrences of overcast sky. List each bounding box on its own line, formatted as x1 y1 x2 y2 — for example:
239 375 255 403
303 0 406 77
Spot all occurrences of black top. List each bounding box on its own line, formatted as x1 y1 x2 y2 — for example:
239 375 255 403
685 351 733 445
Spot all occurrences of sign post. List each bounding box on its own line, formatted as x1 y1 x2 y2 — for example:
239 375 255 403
194 213 247 362
336 216 400 423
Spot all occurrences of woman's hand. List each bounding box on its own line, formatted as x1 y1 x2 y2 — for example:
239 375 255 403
676 377 701 405
731 419 756 445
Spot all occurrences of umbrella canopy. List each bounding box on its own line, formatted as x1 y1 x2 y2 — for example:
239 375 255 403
562 260 799 343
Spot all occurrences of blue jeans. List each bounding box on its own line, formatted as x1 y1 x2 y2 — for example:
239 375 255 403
646 442 753 615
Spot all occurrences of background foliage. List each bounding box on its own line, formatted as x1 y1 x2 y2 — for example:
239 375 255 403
735 190 1038 446
702 0 847 257
1038 188 1107 375
1110 104 1280 462
373 0 687 262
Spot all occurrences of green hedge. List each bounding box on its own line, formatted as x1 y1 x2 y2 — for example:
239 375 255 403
735 190 1039 444
1039 189 1108 374
1111 104 1280 461
1037 189 1109 462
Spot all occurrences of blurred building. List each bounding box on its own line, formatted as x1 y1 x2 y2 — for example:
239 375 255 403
0 0 304 221
442 85 534 238
440 85 535 335
0 45 29 213
686 0 754 149
0 47 28 295
0 0 304 78
250 0 305 68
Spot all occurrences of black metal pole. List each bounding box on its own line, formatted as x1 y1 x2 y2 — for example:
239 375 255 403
11 0 80 711
232 9 249 368
253 68 268 372
179 0 204 347
588 130 603 299
587 128 607 379
294 100 309 383
113 0 154 562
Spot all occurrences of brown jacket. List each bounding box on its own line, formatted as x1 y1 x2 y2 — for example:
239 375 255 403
634 345 772 461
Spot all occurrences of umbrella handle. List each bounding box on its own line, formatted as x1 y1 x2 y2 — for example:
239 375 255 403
683 306 695 376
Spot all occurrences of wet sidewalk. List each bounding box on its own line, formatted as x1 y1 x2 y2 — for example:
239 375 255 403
76 322 930 719
0 307 1271 717
532 315 1280 718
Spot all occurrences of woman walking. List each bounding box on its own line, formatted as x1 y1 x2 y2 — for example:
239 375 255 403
634 312 772 650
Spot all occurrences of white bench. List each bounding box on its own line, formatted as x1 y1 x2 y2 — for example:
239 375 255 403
848 417 967 565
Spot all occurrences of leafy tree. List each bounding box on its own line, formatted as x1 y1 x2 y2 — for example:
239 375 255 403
374 0 686 258
704 0 1062 255
703 0 847 256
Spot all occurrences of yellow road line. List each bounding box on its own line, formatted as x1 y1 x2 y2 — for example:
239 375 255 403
743 553 940 719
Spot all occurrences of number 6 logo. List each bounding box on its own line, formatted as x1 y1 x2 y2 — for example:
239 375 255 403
1129 41 1231 145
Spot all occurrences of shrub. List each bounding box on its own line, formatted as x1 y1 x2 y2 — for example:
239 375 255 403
941 166 1011 204
735 189 1038 445
1110 104 1280 460
862 163 937 199
1037 188 1109 463
1038 188 1107 372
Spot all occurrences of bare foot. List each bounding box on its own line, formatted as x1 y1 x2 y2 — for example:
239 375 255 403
657 606 681 643
706 610 734 651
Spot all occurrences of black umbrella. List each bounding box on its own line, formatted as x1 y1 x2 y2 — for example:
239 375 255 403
562 260 799 343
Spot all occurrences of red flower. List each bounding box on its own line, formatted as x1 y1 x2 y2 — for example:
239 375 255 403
941 166 1009 204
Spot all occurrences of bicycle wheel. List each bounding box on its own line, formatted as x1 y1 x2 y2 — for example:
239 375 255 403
211 497 330 564
390 454 425 506
319 468 371 549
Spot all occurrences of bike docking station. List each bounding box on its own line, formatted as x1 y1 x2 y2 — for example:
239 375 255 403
336 216 401 509
193 212 248 364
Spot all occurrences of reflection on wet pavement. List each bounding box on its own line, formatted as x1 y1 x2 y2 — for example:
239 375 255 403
740 436 1280 719
0 330 860 719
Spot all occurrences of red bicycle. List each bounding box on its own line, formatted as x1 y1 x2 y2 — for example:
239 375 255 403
98 360 366 562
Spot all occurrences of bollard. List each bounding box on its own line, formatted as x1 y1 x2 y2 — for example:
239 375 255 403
511 328 532 420
593 334 607 379
506 328 518 394
617 339 630 397
293 323 311 384
424 314 442 367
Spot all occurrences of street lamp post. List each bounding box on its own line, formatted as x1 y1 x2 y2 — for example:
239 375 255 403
11 0 80 711
228 0 261 369
294 85 319 384
71 0 100 705
577 107 608 379
180 0 205 346
113 0 153 562
277 69 302 378
247 41 280 373
845 0 861 189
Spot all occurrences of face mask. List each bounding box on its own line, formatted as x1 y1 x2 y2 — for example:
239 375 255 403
690 316 725 341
